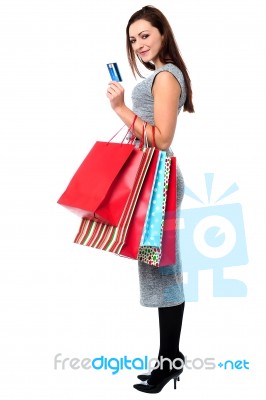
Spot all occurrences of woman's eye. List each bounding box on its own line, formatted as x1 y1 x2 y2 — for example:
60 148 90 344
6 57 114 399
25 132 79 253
130 39 136 44
142 34 149 39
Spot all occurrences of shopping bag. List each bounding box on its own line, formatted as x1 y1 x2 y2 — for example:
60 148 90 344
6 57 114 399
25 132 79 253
118 147 160 259
159 157 177 266
137 124 177 267
74 147 158 256
140 152 168 247
57 117 148 226
137 156 172 266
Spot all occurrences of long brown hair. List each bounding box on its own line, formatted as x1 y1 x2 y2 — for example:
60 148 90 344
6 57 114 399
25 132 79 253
126 5 194 113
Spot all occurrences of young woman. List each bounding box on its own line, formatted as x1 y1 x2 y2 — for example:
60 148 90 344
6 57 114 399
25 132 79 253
107 5 194 394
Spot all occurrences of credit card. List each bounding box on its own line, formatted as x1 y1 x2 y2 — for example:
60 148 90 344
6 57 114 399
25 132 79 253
107 63 122 82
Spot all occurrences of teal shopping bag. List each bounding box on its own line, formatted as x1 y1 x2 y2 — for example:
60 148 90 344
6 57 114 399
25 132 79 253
140 152 170 247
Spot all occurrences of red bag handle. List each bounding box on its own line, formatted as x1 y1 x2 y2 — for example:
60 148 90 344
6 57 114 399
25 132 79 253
108 114 138 144
108 115 154 150
127 114 139 145
126 115 146 150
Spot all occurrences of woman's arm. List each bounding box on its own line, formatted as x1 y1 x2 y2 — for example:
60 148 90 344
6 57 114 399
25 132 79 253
107 71 181 150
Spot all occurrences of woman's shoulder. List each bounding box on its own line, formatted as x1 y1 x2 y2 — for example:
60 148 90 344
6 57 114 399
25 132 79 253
150 63 187 106
154 63 185 83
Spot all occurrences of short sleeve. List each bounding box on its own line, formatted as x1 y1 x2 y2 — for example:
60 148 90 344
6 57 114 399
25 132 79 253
150 64 187 109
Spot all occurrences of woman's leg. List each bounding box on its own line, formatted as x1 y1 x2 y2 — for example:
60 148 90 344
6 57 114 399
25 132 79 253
137 164 186 385
148 302 185 384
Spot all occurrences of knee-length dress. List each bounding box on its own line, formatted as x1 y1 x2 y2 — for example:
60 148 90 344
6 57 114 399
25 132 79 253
132 63 186 308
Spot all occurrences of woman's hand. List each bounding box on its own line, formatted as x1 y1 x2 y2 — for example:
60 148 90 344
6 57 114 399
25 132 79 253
106 81 125 112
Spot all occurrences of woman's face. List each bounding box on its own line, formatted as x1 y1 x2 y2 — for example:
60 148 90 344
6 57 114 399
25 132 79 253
129 19 164 68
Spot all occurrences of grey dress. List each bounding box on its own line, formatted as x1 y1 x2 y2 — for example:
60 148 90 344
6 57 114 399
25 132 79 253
132 63 186 308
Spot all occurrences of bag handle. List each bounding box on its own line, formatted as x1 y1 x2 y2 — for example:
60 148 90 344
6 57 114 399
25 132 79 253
108 115 154 149
126 115 146 150
108 114 138 144
151 125 156 148
142 122 148 149
143 123 156 148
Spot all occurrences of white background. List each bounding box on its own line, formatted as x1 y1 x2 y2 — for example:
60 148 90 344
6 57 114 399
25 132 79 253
0 0 265 398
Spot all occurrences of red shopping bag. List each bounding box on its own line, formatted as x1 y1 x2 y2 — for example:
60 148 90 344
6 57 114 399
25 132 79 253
159 157 177 266
74 147 158 256
57 117 147 226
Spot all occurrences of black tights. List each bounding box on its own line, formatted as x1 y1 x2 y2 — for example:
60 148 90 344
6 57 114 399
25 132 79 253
148 301 185 384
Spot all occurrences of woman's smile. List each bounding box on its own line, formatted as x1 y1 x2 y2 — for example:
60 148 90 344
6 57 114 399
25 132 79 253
139 49 150 57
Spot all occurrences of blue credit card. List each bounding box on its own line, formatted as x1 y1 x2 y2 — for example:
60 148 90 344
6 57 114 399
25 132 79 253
107 63 122 82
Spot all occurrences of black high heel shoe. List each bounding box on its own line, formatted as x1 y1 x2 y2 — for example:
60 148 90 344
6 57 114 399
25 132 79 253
133 369 182 394
137 369 183 382
137 372 151 381
137 352 185 382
